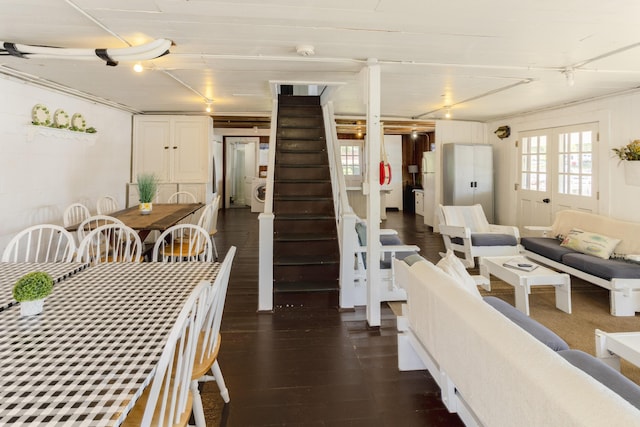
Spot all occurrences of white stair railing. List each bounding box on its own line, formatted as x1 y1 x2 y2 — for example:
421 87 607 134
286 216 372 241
322 101 358 309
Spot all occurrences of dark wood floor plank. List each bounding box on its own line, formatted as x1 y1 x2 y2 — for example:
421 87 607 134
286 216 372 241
212 208 463 426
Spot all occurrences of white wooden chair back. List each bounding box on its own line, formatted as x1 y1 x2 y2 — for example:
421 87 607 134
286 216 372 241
96 196 119 215
76 215 124 242
167 191 197 204
153 224 214 262
63 203 91 228
198 246 235 364
76 224 142 264
197 195 221 258
129 282 212 427
2 224 76 262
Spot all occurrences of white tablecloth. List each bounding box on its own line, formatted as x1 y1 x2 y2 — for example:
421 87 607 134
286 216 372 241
0 261 221 426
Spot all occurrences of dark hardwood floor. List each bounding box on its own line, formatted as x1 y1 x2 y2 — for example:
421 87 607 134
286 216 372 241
213 208 463 426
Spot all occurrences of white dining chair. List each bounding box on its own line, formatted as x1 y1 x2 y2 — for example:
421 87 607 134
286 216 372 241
76 223 143 264
76 214 124 243
2 224 76 262
167 191 197 204
96 195 119 215
197 195 221 259
63 203 91 228
153 224 214 262
190 246 236 427
122 282 212 427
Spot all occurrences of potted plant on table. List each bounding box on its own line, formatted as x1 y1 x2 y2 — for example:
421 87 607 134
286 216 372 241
137 173 158 214
13 272 54 317
613 140 640 186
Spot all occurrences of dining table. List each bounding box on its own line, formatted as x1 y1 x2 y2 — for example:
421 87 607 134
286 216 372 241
0 261 89 312
68 203 205 242
0 261 221 426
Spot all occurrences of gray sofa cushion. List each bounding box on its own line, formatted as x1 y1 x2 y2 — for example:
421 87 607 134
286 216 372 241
483 296 569 351
451 233 518 247
380 234 418 268
558 349 640 410
521 237 577 262
561 253 640 281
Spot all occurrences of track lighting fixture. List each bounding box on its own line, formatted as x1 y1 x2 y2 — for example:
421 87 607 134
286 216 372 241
204 99 213 113
133 62 143 73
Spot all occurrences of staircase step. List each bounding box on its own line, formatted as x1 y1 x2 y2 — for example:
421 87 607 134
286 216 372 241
278 116 324 128
275 165 330 181
277 128 325 140
275 232 336 241
277 139 326 152
274 181 333 198
276 152 328 165
275 281 339 293
274 239 338 258
274 263 340 283
274 254 339 265
273 288 339 310
278 95 321 106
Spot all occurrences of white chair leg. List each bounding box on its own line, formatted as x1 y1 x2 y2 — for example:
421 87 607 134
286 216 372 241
211 236 219 259
212 360 230 403
190 380 207 427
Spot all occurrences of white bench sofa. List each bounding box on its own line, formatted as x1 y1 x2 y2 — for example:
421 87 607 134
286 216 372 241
521 210 640 316
393 256 640 427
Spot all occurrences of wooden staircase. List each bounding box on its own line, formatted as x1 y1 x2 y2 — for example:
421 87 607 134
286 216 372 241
273 95 340 308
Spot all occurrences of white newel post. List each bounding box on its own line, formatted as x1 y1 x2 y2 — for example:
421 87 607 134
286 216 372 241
258 212 274 311
365 59 382 327
339 213 358 309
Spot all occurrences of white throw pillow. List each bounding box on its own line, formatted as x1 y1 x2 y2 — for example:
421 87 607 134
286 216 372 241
436 250 482 299
560 228 621 260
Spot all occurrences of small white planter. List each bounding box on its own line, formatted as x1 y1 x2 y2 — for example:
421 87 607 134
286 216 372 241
139 202 153 215
624 161 640 186
20 299 45 317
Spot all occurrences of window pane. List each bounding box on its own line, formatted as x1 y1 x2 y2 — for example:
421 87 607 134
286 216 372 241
530 137 538 153
581 176 592 196
570 154 580 173
581 153 592 174
539 137 547 153
539 173 547 192
570 132 580 152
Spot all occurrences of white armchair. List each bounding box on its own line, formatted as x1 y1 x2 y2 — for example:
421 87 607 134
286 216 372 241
437 204 521 268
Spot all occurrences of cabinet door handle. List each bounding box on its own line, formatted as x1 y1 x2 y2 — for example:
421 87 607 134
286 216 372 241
173 146 178 149
164 146 169 149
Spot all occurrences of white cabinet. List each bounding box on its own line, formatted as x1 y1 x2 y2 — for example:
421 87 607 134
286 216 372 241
442 143 493 222
130 115 212 207
132 115 211 183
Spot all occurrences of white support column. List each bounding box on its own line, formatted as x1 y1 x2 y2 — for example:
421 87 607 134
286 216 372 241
365 59 382 327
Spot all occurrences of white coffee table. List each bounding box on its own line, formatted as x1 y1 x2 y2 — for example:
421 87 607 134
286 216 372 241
480 255 572 316
596 329 640 371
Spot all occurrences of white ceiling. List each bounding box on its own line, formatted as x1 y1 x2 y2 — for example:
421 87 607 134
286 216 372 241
3 0 640 122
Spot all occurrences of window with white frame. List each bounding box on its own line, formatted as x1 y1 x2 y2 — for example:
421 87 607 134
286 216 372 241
339 140 364 185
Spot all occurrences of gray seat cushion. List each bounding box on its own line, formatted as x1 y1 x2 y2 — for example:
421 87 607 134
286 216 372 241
558 349 640 410
561 253 640 281
403 253 425 266
521 237 577 262
483 296 569 351
451 233 518 247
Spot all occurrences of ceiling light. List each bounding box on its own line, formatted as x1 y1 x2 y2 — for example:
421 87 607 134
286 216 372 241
445 107 452 119
204 99 213 113
133 62 143 73
411 130 418 139
0 38 172 66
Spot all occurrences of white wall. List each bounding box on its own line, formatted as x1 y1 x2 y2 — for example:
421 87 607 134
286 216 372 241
487 90 640 226
0 76 132 253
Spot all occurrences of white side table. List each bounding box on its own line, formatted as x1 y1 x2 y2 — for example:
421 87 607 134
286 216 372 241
480 255 572 316
595 329 640 371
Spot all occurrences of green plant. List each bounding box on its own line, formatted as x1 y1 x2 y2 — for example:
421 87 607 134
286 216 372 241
85 127 97 134
137 173 159 203
613 140 640 162
13 272 54 302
